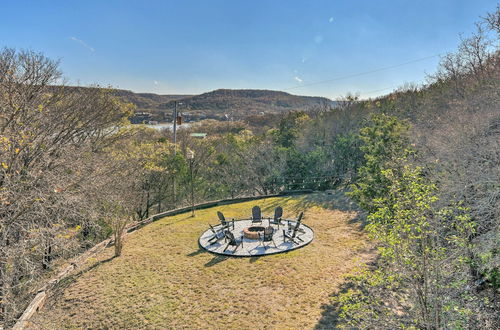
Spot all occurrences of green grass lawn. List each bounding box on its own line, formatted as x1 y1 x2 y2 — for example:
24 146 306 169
32 192 374 329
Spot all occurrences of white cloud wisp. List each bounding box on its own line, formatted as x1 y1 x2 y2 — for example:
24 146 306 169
69 36 95 52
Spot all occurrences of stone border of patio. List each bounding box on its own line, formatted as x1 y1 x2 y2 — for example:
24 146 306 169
199 219 314 257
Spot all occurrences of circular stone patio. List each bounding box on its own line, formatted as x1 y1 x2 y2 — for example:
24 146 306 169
199 219 314 257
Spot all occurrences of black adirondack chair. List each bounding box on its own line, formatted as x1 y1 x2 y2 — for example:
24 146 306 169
287 212 305 233
223 230 244 252
251 206 262 225
269 206 283 228
283 218 305 245
217 211 234 230
259 226 277 249
207 224 226 245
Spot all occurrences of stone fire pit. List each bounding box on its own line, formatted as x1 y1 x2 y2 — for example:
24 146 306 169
243 226 265 239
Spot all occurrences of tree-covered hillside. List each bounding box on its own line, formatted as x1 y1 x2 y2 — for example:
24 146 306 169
159 88 332 119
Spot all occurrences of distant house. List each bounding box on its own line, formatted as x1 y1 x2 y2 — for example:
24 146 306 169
190 133 207 139
129 112 152 124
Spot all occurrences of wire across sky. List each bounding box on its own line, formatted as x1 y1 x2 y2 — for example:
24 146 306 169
284 54 441 93
0 1 495 98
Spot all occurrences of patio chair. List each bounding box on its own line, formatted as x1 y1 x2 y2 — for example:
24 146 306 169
217 211 235 230
251 205 263 225
283 219 304 245
258 226 277 249
207 224 226 245
269 206 283 228
223 230 244 252
287 212 305 233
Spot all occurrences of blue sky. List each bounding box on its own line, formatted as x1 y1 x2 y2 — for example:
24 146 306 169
1 0 497 99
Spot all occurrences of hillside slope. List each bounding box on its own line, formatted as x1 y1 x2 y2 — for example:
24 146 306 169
31 193 374 329
109 89 191 112
160 89 332 116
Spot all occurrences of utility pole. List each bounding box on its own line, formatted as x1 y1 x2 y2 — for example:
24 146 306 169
173 101 178 156
172 101 179 205
187 150 195 217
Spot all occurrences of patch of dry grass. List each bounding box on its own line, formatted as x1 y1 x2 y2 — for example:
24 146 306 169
31 192 374 329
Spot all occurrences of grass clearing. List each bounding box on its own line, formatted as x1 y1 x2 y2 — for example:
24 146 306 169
32 192 374 329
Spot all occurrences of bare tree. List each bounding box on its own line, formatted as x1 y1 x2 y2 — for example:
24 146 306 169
0 48 129 327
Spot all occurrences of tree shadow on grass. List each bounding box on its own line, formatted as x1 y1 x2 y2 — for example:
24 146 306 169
47 255 117 305
314 256 380 329
292 190 360 213
76 255 116 275
262 190 357 212
313 285 345 329
157 215 193 227
262 190 367 228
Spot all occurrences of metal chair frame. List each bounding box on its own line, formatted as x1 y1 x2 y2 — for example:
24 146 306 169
258 226 278 249
223 230 244 252
217 211 235 230
251 206 263 225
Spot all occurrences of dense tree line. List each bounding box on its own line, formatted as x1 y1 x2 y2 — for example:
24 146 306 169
333 8 499 328
0 48 131 324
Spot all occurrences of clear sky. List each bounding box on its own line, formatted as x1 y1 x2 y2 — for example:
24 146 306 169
1 0 497 99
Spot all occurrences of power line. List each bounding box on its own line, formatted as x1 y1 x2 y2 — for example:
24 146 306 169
336 79 429 99
284 53 441 91
327 85 399 100
362 86 398 95
356 85 403 98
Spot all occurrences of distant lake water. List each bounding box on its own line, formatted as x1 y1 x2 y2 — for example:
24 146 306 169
144 123 192 131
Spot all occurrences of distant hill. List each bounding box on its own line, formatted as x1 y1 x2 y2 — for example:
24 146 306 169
161 89 330 112
109 89 192 114
111 88 332 122
47 85 191 117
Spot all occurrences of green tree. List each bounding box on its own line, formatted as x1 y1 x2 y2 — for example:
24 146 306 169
374 165 475 328
349 113 411 212
337 163 477 329
328 132 364 182
0 48 130 326
272 111 310 148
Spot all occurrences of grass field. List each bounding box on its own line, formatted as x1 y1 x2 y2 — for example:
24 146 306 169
32 192 374 329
